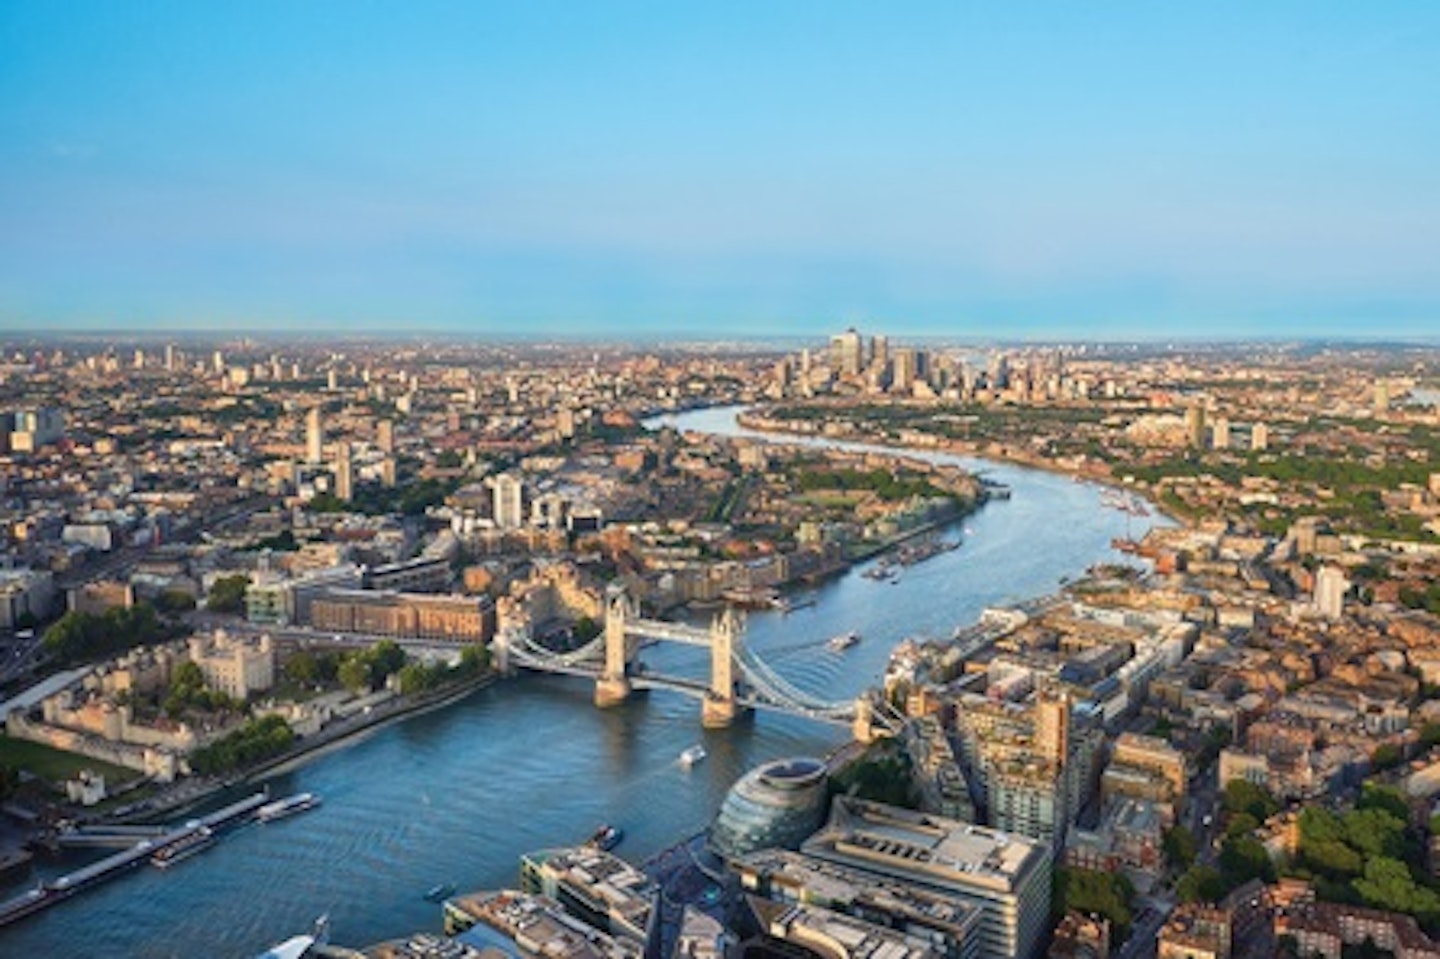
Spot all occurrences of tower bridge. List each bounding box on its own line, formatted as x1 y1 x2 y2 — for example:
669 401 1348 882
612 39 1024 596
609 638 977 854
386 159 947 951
496 584 894 736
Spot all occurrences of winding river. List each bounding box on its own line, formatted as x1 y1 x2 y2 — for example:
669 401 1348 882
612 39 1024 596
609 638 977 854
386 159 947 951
0 405 1166 959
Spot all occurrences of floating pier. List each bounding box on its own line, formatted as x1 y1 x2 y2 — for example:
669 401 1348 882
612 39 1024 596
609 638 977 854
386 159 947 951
0 791 270 929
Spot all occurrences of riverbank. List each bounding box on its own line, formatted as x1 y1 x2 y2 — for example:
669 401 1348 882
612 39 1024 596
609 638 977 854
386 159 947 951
101 672 496 826
733 408 1189 528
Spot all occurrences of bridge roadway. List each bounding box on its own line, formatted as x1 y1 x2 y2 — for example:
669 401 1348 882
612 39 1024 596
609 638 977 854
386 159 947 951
503 650 853 726
623 618 711 647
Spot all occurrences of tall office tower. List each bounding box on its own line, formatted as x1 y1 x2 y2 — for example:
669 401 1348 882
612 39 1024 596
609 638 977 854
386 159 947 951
291 362 301 380
164 343 176 372
772 358 792 388
871 334 889 372
1251 422 1270 451
830 328 864 377
327 369 338 391
213 350 225 374
133 348 145 369
987 354 1009 390
799 348 812 375
1314 565 1349 621
380 457 397 488
803 798 1052 959
377 418 395 454
306 406 324 465
271 356 283 381
556 407 576 440
891 349 917 393
492 474 524 529
1185 403 1206 449
1211 416 1231 450
1374 380 1390 415
333 444 353 502
9 407 66 452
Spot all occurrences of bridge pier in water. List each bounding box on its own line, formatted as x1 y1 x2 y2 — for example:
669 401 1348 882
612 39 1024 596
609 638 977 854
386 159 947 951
701 607 745 728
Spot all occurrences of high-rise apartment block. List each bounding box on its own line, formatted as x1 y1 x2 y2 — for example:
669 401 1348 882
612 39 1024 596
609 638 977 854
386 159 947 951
492 473 524 529
1314 565 1349 621
334 443 353 502
306 406 324 465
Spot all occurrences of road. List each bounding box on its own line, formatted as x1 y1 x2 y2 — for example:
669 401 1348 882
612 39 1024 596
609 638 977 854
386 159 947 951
1118 905 1168 959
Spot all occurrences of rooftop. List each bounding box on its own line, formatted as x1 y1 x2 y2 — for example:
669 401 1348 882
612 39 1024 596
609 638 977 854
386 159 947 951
802 798 1046 894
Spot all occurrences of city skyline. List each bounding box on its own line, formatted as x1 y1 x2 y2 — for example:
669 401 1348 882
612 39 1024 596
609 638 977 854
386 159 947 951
2 2 1438 338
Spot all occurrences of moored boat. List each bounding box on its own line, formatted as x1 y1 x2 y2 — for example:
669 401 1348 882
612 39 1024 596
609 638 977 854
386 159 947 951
423 883 456 903
256 792 322 823
679 744 707 767
151 827 215 869
588 824 623 851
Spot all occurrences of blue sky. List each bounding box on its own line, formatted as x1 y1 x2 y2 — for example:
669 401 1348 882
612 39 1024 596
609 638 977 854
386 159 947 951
1 2 1437 339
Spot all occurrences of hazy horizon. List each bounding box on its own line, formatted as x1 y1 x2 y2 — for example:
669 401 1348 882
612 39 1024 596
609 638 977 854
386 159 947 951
3 2 1438 338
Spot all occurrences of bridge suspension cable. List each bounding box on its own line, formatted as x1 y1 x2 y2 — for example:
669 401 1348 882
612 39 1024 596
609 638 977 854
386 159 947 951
510 632 606 669
732 644 854 718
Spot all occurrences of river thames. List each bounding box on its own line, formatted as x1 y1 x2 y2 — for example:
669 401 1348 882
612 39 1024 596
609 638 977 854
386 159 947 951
0 405 1166 958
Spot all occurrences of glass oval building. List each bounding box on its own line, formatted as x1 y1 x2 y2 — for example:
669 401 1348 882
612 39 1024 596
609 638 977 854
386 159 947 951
709 757 830 860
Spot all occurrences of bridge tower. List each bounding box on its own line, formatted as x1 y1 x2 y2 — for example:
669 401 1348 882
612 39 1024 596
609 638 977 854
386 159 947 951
851 694 878 744
595 584 636 707
701 606 745 727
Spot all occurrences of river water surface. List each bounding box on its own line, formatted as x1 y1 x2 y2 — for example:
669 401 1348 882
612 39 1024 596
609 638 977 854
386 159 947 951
0 405 1166 958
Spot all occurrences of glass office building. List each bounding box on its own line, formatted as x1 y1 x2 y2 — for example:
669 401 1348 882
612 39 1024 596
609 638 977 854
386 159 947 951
709 757 829 860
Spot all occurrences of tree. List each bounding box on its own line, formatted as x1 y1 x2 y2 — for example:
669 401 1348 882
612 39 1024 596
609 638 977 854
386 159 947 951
285 651 319 685
1353 856 1421 914
1372 743 1405 772
207 574 251 614
42 602 169 666
155 589 197 613
455 644 490 677
1300 807 1346 845
173 660 205 689
1164 825 1198 871
188 715 295 775
368 640 406 683
1341 808 1405 859
1220 834 1274 886
1225 812 1261 841
397 662 438 695
1177 865 1226 904
1054 867 1134 938
1223 779 1280 822
338 656 371 693
1359 783 1410 822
